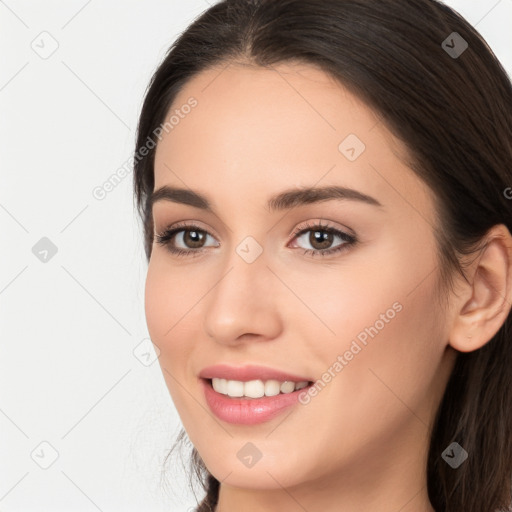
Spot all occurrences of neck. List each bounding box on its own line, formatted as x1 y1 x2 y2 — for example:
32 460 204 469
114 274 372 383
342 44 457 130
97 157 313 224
216 474 435 512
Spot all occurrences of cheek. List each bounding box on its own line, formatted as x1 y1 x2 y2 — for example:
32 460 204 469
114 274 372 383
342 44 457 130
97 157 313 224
144 260 171 343
282 271 444 480
144 258 196 365
144 259 203 418
296 232 444 407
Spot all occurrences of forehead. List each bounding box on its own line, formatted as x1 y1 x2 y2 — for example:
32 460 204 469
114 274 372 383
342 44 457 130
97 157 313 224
152 61 433 219
155 61 385 169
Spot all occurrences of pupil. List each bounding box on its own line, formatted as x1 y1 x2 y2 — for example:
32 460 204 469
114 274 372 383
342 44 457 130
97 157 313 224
311 230 332 249
185 230 204 248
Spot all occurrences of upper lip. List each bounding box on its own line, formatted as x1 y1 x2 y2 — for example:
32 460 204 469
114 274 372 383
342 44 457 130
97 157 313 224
199 364 313 383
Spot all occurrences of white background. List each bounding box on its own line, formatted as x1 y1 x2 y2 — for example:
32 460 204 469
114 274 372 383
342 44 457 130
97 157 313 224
1 1 511 511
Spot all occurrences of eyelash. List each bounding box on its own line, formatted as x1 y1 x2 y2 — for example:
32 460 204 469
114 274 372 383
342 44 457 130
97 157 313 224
154 220 357 258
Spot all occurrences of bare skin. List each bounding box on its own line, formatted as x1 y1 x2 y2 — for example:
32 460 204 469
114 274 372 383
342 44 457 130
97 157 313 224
144 61 512 512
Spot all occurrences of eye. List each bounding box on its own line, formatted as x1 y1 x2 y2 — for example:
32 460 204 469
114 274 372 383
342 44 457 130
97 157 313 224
154 219 357 258
154 222 218 258
289 220 357 257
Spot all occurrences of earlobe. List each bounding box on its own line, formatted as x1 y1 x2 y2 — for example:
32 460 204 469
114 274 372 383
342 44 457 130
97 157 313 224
448 224 512 353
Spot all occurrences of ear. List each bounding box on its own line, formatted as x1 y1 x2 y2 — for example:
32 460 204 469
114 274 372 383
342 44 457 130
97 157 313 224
449 224 512 353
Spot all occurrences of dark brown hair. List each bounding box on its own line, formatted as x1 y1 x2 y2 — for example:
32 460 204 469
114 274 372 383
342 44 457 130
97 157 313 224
133 1 512 510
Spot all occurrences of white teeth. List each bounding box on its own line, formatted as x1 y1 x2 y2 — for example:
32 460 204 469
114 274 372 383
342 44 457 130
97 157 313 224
214 378 227 394
264 380 281 397
280 381 295 394
226 380 244 397
244 380 265 398
211 378 310 398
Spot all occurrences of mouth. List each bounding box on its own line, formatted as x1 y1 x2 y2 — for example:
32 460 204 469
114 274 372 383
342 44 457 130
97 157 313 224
201 377 315 425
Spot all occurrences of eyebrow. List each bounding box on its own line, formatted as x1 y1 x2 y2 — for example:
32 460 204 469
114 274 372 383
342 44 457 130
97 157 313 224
150 184 383 213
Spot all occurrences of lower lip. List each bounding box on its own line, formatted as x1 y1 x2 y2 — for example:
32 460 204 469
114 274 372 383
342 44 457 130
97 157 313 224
201 378 311 425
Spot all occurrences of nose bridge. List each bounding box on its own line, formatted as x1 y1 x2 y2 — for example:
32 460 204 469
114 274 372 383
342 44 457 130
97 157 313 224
203 235 282 344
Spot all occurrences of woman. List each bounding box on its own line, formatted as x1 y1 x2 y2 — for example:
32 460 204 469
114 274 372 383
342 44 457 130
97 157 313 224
133 0 512 510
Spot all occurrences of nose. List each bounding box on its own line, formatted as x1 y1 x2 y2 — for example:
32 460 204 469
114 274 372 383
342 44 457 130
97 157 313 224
203 247 283 346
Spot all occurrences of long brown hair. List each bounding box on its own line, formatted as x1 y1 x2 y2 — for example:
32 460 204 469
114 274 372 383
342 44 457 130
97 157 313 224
133 1 512 510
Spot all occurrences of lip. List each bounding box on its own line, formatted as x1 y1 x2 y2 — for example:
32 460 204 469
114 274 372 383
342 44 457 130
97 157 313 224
199 364 312 383
201 378 313 425
199 364 314 425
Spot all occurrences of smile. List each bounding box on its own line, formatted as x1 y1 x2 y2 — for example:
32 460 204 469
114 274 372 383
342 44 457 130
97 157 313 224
201 378 314 425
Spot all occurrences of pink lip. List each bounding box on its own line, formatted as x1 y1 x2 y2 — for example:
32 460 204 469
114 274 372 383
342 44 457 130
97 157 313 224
199 364 312 383
201 378 313 425
198 364 314 425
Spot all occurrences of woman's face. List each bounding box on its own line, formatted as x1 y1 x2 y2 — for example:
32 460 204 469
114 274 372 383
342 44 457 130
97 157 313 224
145 62 457 496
